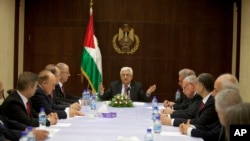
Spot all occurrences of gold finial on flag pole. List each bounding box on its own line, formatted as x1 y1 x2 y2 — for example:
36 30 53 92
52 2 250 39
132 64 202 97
90 0 93 8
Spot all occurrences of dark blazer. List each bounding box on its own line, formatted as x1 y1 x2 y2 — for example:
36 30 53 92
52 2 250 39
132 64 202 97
0 90 50 127
173 95 220 140
170 94 202 119
191 121 221 141
0 110 27 141
53 84 79 104
172 95 191 110
99 80 151 102
173 95 219 127
30 86 67 119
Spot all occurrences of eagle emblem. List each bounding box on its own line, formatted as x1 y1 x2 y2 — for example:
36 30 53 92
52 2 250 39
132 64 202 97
112 24 140 54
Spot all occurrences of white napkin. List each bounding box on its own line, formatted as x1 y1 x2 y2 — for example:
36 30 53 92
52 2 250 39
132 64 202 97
116 136 140 141
98 103 109 113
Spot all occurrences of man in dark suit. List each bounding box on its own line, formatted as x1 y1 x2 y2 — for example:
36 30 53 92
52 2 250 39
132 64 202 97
0 80 49 141
175 73 221 141
45 64 81 110
163 68 196 109
212 73 240 141
0 72 57 127
98 66 156 102
30 70 83 119
161 75 202 119
54 62 80 104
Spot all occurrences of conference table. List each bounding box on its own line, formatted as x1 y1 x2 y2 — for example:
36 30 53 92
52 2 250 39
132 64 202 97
46 101 203 141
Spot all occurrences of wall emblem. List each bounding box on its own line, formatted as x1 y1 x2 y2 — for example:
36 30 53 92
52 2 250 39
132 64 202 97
112 24 140 54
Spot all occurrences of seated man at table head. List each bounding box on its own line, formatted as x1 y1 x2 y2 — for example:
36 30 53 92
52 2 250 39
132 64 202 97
55 62 80 104
30 70 84 119
99 66 156 102
0 80 49 141
163 68 196 108
0 72 57 127
45 64 81 111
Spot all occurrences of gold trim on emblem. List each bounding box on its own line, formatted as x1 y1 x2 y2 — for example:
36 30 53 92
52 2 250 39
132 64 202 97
112 24 140 54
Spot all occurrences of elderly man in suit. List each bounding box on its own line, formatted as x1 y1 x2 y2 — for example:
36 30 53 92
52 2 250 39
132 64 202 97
0 72 57 127
99 66 156 102
54 62 80 104
161 75 202 119
30 70 84 119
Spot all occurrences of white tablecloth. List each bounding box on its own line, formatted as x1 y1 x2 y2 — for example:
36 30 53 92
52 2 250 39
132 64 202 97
46 102 203 141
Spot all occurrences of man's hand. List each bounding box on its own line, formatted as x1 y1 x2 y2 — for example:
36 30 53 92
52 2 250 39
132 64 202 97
179 119 191 135
69 109 84 117
161 107 174 114
163 100 175 107
160 114 172 125
146 84 157 95
99 83 105 95
33 129 49 140
70 102 81 111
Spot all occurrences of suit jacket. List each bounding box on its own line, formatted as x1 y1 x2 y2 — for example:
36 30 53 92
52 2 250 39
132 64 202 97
170 93 202 119
99 80 151 102
0 90 50 127
172 95 191 110
173 95 219 127
0 110 26 141
173 95 220 140
30 86 67 119
191 121 222 141
53 84 79 104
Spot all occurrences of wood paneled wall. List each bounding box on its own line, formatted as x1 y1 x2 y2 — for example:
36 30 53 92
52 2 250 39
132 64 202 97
24 0 234 102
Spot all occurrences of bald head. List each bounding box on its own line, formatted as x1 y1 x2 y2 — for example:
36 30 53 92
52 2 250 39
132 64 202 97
212 73 239 96
38 70 57 95
56 62 70 83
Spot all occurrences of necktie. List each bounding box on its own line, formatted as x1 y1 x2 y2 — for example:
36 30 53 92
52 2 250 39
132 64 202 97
198 101 204 112
124 85 128 95
196 101 204 118
61 86 65 98
26 101 31 117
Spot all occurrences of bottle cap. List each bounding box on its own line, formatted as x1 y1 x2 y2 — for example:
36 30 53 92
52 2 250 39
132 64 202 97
147 128 152 132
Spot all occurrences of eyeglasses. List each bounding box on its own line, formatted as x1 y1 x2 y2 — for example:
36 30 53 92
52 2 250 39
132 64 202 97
183 83 191 90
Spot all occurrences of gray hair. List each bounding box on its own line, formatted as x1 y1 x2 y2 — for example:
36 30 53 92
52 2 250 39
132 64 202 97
179 68 196 78
120 67 133 75
215 87 242 112
183 75 197 84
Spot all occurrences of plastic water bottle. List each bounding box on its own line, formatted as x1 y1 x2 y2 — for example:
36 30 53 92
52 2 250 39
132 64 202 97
175 89 181 102
19 131 27 141
89 94 96 118
152 106 159 121
27 126 35 141
38 107 46 129
153 116 162 134
152 96 158 109
144 128 154 141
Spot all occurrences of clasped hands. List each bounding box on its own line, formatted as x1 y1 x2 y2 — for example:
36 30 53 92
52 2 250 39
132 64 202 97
163 100 175 107
159 113 172 125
